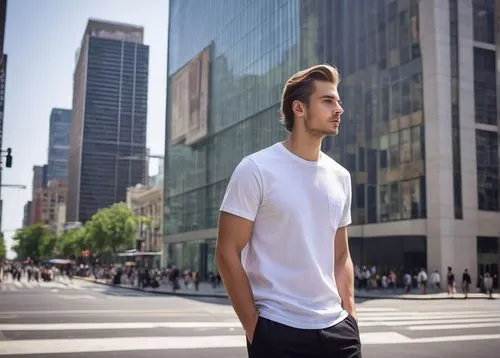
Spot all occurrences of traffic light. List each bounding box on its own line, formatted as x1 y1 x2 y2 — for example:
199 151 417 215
5 148 12 168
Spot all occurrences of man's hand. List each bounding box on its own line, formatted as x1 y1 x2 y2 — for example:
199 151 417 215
245 312 259 344
347 309 358 322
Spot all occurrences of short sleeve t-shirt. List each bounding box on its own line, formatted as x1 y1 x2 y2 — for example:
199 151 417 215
220 142 352 329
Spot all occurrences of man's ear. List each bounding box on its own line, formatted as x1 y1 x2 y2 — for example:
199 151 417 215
292 100 306 119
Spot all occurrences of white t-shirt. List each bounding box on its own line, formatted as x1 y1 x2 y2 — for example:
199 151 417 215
219 142 352 329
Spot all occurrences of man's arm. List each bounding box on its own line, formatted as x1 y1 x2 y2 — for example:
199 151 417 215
334 226 356 320
215 211 259 342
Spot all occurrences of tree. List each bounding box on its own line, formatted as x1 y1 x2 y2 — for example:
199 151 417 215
12 224 51 261
38 234 58 261
58 227 88 259
0 232 6 260
86 202 144 256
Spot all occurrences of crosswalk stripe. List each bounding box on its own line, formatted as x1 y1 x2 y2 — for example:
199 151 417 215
0 332 499 355
408 322 500 330
0 321 242 331
361 317 500 327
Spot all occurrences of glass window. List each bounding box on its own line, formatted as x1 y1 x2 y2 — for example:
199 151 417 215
476 130 499 211
474 48 497 125
473 0 495 44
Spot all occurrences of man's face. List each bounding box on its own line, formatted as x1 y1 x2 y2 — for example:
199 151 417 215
300 80 344 136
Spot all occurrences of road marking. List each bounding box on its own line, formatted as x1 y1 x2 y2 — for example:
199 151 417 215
0 332 412 355
359 311 500 317
0 309 216 316
408 322 500 330
57 295 96 300
410 334 500 343
356 308 400 312
360 317 500 327
0 322 243 331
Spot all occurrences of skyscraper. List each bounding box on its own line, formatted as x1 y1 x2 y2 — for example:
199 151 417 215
0 0 8 232
47 108 71 182
163 0 500 283
67 19 149 223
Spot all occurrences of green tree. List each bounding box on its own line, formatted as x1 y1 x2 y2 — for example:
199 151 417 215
38 234 58 260
59 227 88 259
0 232 7 260
12 224 50 261
86 202 146 256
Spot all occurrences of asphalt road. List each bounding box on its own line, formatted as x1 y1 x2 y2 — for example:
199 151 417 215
0 277 499 357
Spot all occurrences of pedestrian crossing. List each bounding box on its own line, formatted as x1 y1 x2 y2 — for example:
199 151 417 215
0 277 81 291
0 307 499 356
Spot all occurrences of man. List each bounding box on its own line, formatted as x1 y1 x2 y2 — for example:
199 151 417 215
461 269 471 299
215 64 361 357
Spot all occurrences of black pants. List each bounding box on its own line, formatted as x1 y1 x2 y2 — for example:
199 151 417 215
247 315 362 358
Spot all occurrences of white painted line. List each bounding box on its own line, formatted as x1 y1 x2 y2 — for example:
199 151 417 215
408 322 500 330
0 336 246 355
360 317 500 327
356 308 400 312
360 313 500 321
360 332 410 344
410 334 500 343
359 311 500 317
57 295 97 300
0 332 418 355
0 322 243 331
0 309 205 315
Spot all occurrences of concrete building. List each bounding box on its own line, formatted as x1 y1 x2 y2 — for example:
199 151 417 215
164 0 500 284
33 180 67 235
47 108 71 181
0 0 8 232
22 201 31 228
29 165 45 224
126 184 163 265
67 19 149 224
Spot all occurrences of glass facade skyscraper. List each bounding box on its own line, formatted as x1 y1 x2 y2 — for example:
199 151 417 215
67 20 149 224
47 108 71 182
164 0 500 284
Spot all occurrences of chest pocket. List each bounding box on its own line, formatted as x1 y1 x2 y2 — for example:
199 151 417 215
328 195 344 230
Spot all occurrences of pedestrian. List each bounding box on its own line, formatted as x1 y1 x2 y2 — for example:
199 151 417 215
215 64 361 357
447 266 455 296
461 269 471 299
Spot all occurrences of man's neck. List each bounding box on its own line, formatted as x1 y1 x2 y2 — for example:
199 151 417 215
282 132 323 162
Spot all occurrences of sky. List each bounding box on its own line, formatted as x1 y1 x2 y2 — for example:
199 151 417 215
2 0 169 258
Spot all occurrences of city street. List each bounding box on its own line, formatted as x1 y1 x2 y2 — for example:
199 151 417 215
0 278 499 357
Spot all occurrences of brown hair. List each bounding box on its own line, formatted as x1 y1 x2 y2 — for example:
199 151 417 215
280 64 341 132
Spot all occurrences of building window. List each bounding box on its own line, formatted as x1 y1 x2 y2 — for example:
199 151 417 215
474 48 497 125
473 0 495 44
450 0 462 219
476 130 499 211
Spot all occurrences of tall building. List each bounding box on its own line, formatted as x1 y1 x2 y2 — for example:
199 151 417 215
164 0 500 283
22 201 31 227
34 180 67 235
67 19 149 223
30 165 44 224
47 108 71 182
0 0 8 232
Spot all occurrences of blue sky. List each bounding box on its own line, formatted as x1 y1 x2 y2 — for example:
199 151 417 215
2 0 169 258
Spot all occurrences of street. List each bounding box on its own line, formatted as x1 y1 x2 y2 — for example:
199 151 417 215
0 277 499 357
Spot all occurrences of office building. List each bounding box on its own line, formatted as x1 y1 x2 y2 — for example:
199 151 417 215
22 201 31 227
47 108 71 181
0 0 7 231
126 183 163 259
164 0 500 283
34 180 67 235
67 19 149 223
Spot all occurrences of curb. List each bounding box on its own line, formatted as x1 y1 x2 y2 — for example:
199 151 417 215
75 277 497 300
74 277 228 299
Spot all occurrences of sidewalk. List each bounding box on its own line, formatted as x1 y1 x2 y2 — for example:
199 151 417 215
75 276 499 300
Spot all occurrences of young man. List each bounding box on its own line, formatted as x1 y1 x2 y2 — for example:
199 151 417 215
215 64 361 357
